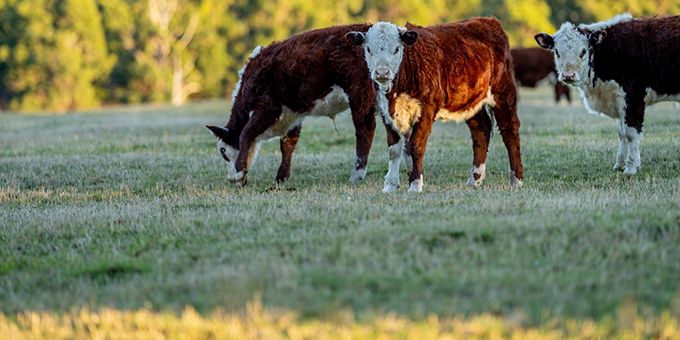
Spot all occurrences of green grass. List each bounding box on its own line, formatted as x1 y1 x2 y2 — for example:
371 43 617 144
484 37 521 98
1 88 680 324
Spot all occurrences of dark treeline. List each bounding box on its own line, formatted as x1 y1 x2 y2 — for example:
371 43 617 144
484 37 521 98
0 0 675 112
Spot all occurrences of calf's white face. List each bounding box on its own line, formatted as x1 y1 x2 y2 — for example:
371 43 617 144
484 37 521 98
206 125 241 182
535 23 606 86
345 22 418 92
217 139 240 180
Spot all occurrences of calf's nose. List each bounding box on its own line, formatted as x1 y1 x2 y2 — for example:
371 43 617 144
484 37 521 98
374 68 390 81
560 72 577 83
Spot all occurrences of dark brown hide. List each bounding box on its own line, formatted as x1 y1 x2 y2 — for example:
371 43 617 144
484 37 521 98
216 24 377 184
511 47 571 103
588 15 680 132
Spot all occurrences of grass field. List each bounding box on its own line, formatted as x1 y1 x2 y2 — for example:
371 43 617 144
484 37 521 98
1 87 680 336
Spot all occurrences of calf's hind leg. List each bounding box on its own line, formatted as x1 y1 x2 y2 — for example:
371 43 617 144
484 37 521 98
406 105 435 193
275 125 302 185
492 83 523 188
465 107 493 187
349 103 377 184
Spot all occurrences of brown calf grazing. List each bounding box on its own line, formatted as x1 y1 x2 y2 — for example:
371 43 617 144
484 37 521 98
535 14 680 175
347 18 523 192
511 47 571 103
207 24 377 186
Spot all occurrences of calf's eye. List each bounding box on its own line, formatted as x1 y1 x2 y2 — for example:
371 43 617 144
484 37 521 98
366 47 371 54
579 48 586 58
220 147 226 154
393 47 399 55
555 50 560 58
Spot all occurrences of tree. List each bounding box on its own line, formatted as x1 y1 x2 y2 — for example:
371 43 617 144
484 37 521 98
1 0 675 112
576 0 679 21
0 0 113 112
503 0 556 46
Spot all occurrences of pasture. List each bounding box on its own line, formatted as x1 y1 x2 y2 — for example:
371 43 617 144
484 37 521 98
1 87 680 336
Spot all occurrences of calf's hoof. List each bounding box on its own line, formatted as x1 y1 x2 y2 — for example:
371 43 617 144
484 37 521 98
509 178 523 189
623 166 638 176
466 176 483 188
408 176 423 193
508 170 523 189
383 183 399 193
613 162 625 171
349 167 367 185
228 171 247 186
272 177 287 189
467 164 486 188
383 175 400 193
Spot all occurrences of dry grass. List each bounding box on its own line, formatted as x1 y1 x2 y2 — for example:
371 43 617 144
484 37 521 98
1 300 680 339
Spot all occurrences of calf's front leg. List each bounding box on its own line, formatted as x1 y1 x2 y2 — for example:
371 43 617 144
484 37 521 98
406 108 434 193
234 106 281 185
383 125 403 192
613 119 627 171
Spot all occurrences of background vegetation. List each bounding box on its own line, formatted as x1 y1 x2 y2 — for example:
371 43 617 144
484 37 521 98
0 0 677 112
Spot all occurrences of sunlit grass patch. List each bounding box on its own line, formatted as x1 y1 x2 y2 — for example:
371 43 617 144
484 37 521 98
1 301 679 339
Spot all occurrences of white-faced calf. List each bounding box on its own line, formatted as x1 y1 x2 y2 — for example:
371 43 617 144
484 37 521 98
207 24 377 186
535 14 680 175
347 19 523 192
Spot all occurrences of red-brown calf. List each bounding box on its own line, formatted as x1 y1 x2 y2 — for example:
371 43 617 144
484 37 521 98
207 24 377 186
348 18 523 192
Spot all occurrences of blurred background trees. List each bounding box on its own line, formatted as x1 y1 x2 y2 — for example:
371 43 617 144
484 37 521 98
0 0 676 112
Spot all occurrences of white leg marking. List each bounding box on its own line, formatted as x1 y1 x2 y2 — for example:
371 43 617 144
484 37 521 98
509 169 523 189
408 174 424 193
613 119 627 171
467 163 486 188
383 139 404 192
349 160 367 184
623 125 641 175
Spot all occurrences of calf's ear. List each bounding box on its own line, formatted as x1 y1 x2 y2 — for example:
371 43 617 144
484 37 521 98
345 32 365 46
399 30 418 46
534 33 554 49
589 30 607 46
206 125 230 140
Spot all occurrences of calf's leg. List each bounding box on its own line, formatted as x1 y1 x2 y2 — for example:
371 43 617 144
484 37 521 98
465 107 493 187
383 125 403 192
275 125 302 185
403 130 413 175
492 81 523 188
349 103 376 184
613 119 627 171
407 106 435 193
234 105 281 185
623 92 645 175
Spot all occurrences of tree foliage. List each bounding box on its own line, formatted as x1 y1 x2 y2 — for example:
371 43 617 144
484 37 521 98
0 0 675 112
